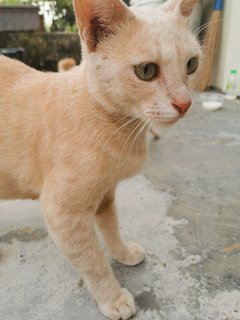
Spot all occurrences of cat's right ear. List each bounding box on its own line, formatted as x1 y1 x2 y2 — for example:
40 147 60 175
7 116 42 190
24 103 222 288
73 0 134 52
161 0 197 17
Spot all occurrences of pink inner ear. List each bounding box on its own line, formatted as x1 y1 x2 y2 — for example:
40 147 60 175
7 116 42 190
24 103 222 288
73 0 133 53
73 0 94 30
180 0 197 17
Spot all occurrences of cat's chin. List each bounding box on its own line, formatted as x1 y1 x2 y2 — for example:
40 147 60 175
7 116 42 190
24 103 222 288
158 121 178 128
154 116 181 128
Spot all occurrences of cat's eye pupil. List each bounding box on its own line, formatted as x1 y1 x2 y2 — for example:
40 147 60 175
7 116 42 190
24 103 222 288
187 56 199 75
134 63 158 81
143 64 148 75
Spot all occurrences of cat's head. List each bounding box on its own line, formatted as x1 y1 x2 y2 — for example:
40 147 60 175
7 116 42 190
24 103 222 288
73 0 202 126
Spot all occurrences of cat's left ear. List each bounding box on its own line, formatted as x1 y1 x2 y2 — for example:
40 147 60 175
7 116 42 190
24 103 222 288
73 0 134 52
161 0 197 17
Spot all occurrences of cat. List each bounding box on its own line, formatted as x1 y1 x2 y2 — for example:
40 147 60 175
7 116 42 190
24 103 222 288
0 0 201 319
58 57 77 72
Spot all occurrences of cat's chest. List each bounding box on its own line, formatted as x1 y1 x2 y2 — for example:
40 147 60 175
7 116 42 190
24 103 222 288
109 148 147 182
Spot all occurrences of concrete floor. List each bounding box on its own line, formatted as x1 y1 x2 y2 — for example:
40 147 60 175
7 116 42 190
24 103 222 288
0 96 240 320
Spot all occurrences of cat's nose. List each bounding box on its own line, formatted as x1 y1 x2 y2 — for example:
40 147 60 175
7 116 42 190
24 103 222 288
172 100 192 114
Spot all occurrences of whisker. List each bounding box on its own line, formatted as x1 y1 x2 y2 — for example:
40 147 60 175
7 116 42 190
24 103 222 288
193 21 214 35
128 120 150 156
118 118 146 165
105 113 143 145
193 19 223 37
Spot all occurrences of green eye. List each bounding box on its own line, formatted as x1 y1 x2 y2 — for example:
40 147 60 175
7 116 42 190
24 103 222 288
187 56 199 75
134 63 158 81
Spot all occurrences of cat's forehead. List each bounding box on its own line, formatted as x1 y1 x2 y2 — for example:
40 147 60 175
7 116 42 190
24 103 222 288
127 7 198 60
97 6 200 64
130 6 169 24
129 6 192 44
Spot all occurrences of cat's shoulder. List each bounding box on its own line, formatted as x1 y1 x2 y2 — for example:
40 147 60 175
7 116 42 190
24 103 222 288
0 55 38 86
0 55 34 71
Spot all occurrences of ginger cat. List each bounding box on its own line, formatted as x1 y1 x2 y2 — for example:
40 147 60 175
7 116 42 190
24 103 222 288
0 0 201 319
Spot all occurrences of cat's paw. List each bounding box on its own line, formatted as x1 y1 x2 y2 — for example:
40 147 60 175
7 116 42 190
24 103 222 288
116 242 145 266
99 288 136 320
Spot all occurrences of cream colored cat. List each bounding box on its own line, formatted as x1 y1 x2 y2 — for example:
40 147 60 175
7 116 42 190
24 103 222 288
0 0 201 319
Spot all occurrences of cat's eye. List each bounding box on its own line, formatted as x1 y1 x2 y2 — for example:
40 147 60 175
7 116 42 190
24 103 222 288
186 56 199 75
134 63 158 81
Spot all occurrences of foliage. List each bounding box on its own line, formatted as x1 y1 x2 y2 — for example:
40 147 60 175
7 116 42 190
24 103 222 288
0 0 77 32
0 0 33 4
50 0 76 32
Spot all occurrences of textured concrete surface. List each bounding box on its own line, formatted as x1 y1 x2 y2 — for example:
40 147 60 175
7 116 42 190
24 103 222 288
0 97 240 320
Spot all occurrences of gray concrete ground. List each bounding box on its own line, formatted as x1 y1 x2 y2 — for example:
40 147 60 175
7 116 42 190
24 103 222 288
0 97 240 320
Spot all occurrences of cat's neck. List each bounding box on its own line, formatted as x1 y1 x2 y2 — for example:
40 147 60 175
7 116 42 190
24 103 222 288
89 97 148 157
105 113 148 154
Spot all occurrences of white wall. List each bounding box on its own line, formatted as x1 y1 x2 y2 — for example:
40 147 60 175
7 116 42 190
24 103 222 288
212 0 240 91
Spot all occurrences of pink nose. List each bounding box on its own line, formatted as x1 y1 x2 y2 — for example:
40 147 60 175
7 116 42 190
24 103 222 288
173 100 192 114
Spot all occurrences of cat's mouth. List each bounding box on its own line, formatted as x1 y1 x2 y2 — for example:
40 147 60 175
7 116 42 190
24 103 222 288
145 110 181 127
145 101 191 127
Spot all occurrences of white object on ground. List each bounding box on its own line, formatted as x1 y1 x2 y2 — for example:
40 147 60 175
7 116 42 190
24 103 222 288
225 70 238 100
202 101 223 111
200 91 224 111
225 94 237 101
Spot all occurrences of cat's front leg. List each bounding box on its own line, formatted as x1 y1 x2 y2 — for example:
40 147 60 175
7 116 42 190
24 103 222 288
41 186 136 320
96 189 145 266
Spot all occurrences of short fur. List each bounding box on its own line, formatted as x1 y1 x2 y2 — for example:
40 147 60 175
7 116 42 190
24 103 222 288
0 0 201 319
